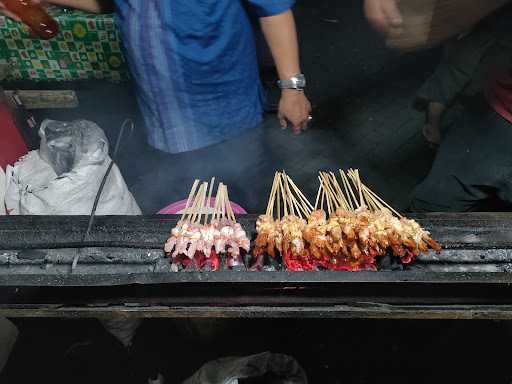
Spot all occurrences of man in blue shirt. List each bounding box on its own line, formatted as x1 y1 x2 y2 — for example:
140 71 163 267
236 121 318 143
3 0 311 154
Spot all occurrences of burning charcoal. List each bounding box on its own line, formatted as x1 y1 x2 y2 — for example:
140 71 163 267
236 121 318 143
376 253 404 271
249 254 265 271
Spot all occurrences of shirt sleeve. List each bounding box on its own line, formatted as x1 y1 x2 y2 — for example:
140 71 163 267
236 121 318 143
245 0 295 17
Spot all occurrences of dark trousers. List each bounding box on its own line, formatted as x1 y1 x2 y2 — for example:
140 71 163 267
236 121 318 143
410 103 512 212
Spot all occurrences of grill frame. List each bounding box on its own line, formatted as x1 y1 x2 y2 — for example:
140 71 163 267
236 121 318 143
1 213 512 319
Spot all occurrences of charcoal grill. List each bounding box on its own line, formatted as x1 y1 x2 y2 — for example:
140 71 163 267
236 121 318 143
1 213 512 319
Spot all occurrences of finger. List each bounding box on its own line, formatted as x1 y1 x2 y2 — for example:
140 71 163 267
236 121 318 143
278 114 287 129
292 121 302 135
302 116 311 131
386 25 404 40
364 0 387 35
382 0 402 27
2 9 21 22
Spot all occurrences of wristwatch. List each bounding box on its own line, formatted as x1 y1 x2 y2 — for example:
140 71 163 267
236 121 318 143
277 74 306 91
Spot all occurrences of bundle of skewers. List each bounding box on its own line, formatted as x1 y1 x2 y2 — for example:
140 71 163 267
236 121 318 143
252 171 315 271
252 170 442 271
164 179 250 272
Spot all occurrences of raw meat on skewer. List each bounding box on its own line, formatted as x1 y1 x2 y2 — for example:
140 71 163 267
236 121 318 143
164 179 250 272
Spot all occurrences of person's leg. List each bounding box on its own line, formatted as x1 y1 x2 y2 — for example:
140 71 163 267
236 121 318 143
415 22 497 146
410 102 512 212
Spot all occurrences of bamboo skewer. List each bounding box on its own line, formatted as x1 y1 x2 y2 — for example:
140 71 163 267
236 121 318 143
314 184 322 210
344 168 402 217
276 177 281 220
225 184 236 222
319 174 332 214
320 182 325 211
181 179 199 221
279 176 288 217
185 183 202 222
191 182 207 224
283 172 310 219
329 172 351 211
287 175 314 213
266 173 279 216
362 184 402 217
340 170 357 210
197 182 207 224
320 172 341 211
213 182 222 221
282 172 295 217
204 177 215 224
220 183 226 219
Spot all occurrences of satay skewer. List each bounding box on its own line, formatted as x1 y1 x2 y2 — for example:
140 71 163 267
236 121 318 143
314 184 322 210
318 177 326 211
283 172 308 218
276 176 281 220
320 172 341 211
199 182 209 224
345 168 402 217
326 172 348 210
181 179 200 221
266 172 279 216
279 175 288 217
185 182 202 222
219 183 226 219
191 182 207 224
286 175 314 213
362 184 402 217
319 175 332 215
224 184 236 222
212 182 222 221
340 170 358 210
282 172 295 217
204 177 215 225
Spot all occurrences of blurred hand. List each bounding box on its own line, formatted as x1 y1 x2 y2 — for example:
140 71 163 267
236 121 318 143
0 0 44 21
278 89 312 134
364 0 403 38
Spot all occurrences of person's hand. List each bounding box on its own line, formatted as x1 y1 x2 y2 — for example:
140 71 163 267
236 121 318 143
364 0 403 38
278 89 312 134
0 1 21 21
0 0 46 21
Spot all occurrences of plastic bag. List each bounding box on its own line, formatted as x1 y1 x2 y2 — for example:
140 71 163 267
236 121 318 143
0 317 18 374
182 352 308 384
4 119 141 215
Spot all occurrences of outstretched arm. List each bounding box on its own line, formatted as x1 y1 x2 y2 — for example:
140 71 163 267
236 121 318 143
45 0 113 13
0 0 112 20
260 10 311 134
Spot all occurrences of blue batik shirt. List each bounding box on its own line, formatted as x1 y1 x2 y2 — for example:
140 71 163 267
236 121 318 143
113 0 294 154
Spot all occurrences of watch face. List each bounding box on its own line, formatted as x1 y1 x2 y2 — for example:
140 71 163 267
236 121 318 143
294 75 306 87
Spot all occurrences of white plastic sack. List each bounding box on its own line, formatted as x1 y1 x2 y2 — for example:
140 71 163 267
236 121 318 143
0 317 18 374
4 119 141 216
